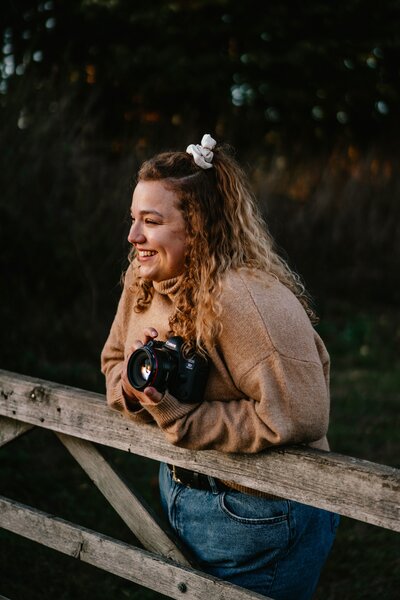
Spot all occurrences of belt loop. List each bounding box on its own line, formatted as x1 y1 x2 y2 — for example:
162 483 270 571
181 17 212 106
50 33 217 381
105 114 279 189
208 475 219 495
193 471 200 487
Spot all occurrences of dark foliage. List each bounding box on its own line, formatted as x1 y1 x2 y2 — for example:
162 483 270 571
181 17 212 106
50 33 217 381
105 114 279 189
1 0 399 385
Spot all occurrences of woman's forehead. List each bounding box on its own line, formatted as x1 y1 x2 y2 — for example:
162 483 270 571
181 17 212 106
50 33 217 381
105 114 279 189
131 180 182 217
132 180 178 205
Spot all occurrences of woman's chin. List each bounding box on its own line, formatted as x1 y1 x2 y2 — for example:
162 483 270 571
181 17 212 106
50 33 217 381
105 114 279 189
137 265 155 280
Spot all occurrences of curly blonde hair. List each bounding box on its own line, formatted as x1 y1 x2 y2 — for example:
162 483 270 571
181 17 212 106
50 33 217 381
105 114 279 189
129 143 316 353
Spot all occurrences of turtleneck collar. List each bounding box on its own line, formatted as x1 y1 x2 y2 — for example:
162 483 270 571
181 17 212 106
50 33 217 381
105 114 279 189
153 276 182 298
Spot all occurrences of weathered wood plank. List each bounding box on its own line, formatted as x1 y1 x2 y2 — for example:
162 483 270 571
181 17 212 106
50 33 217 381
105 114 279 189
0 416 33 447
0 496 267 600
0 369 399 531
56 432 190 565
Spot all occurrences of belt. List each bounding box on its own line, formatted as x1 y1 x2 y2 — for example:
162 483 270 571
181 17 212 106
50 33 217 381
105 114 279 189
167 464 282 500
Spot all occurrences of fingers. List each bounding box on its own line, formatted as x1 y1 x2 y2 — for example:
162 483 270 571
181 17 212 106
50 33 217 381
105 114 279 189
124 327 159 358
143 386 163 403
143 327 158 344
132 340 144 351
131 327 158 351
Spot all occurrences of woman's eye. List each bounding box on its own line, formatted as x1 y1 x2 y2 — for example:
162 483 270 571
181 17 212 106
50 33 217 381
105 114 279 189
145 219 159 225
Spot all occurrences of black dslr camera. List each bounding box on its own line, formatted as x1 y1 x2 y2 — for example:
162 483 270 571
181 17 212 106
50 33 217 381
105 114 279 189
126 336 209 404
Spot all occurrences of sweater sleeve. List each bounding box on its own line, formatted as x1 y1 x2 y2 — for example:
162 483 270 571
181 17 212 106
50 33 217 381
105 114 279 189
100 267 155 425
139 352 329 452
138 272 330 453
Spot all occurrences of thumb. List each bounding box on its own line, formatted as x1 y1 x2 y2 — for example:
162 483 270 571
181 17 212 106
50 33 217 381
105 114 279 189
144 386 162 403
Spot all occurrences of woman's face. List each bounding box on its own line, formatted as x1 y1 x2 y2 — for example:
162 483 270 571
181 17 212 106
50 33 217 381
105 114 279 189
128 180 187 282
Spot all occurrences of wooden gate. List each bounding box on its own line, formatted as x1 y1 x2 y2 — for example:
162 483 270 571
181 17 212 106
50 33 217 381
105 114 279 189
0 369 399 599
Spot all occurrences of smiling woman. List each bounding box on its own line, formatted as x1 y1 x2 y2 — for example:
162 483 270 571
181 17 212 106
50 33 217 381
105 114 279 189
128 181 187 283
101 134 338 600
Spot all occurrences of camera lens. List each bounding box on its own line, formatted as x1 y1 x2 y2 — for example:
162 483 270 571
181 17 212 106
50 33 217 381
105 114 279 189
127 346 177 392
128 348 156 390
139 358 152 382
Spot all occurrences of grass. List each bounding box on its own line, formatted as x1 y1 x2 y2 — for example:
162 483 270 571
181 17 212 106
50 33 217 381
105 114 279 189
1 310 399 599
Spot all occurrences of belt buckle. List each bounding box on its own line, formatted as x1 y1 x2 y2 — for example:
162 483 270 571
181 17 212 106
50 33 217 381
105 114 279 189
171 464 183 485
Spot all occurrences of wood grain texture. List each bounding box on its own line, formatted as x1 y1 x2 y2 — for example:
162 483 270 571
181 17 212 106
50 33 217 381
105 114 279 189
0 496 268 600
0 416 33 447
56 433 190 565
1 369 399 531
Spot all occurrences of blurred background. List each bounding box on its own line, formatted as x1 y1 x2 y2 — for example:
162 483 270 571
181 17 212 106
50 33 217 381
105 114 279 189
0 1 399 599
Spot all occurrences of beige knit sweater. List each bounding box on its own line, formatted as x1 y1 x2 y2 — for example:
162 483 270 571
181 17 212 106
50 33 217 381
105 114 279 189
101 265 330 453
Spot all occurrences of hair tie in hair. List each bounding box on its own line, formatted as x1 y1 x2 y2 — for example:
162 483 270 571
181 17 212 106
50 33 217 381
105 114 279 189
186 134 217 169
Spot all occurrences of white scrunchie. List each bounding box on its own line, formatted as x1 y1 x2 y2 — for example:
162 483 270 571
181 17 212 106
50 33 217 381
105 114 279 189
186 133 217 169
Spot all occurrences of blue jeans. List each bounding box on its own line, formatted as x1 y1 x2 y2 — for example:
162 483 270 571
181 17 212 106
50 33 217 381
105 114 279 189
159 463 339 600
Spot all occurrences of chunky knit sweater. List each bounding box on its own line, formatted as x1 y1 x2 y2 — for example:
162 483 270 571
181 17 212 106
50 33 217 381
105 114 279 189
101 265 330 453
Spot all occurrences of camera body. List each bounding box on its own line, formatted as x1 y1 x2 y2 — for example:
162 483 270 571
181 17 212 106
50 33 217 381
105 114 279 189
126 336 209 404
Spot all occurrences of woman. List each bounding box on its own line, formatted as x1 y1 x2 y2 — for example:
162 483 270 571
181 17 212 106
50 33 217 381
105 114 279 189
101 134 339 599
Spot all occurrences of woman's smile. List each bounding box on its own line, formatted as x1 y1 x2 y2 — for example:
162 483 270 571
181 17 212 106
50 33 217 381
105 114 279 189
137 249 158 258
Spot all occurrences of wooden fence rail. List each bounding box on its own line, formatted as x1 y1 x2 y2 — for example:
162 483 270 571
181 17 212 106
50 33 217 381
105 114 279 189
1 369 399 599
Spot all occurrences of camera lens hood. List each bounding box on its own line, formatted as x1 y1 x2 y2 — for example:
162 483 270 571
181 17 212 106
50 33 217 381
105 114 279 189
126 346 158 391
126 344 176 392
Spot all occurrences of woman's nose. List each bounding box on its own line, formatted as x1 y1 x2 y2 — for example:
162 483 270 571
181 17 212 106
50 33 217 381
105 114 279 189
128 223 145 245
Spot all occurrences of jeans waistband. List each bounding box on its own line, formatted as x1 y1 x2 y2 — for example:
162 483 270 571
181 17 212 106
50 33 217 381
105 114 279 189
167 464 283 500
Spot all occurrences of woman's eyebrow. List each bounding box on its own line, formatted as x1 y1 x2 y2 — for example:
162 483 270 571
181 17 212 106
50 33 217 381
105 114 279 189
131 209 164 218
